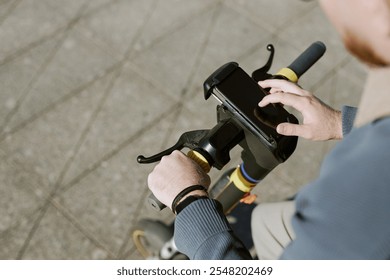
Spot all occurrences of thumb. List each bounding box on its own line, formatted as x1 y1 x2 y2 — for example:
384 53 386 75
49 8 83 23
276 123 310 138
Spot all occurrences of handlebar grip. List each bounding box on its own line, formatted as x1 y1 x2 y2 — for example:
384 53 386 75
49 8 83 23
147 193 166 211
287 41 326 79
146 150 211 212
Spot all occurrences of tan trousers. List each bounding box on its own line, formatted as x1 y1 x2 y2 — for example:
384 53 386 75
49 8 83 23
251 201 296 259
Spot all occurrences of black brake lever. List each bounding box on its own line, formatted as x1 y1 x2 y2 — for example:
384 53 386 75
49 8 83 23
137 130 210 164
251 44 275 82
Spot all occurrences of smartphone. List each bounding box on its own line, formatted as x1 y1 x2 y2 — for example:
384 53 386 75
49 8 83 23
204 62 298 146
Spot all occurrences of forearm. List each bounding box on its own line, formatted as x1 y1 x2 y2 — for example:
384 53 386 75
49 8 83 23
174 198 252 260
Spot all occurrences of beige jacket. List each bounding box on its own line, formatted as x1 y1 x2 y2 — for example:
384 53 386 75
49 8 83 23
355 66 390 127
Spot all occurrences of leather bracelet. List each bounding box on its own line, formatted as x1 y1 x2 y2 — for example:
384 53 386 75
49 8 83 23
171 185 207 214
175 195 208 215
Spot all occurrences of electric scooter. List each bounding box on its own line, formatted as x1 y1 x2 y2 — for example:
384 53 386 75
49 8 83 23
133 41 326 259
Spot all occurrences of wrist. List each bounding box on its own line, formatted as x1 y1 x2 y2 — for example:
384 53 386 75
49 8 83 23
334 110 343 140
177 189 208 204
171 185 208 214
175 194 209 215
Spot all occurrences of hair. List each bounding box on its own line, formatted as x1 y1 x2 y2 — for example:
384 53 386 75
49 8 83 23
343 33 388 67
343 0 390 66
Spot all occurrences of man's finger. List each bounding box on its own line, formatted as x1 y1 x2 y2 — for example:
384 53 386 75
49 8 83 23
277 123 312 139
259 92 307 112
259 79 304 95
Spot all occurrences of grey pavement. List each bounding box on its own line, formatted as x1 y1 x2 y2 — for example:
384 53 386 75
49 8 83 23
0 0 366 259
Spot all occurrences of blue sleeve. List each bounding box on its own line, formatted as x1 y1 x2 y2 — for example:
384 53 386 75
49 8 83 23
174 199 252 260
174 117 390 260
281 118 390 259
341 105 358 136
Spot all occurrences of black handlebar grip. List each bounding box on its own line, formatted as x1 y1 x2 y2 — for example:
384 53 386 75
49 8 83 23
147 193 166 211
287 41 326 78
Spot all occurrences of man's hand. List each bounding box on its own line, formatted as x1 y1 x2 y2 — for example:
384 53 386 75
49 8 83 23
147 150 210 209
259 79 342 141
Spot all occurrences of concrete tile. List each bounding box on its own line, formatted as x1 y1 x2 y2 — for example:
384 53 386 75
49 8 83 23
84 0 114 13
0 33 60 131
339 56 368 86
131 9 216 99
0 0 15 21
0 212 40 259
225 0 317 33
55 109 181 257
0 72 108 195
61 65 176 186
6 27 118 131
0 152 45 234
76 0 155 59
21 205 111 259
0 0 14 7
0 0 69 61
44 0 88 19
316 65 364 111
135 0 219 51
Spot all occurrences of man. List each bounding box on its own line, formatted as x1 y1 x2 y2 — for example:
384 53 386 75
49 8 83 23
147 0 390 259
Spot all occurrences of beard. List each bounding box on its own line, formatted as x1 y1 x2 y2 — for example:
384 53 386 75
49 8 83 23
343 30 388 67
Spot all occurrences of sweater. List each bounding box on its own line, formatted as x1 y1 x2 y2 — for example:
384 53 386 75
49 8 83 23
174 107 390 259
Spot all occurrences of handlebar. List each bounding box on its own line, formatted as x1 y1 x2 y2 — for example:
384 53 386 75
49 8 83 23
288 41 326 78
141 41 326 212
275 41 326 82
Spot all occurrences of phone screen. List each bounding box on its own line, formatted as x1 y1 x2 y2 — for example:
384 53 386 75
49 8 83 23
213 67 296 142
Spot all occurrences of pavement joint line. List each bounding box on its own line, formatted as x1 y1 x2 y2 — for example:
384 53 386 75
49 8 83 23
309 55 351 92
129 0 222 57
0 62 121 144
54 0 160 193
49 197 117 259
272 2 318 36
0 0 21 28
53 106 181 259
13 0 163 259
0 1 91 136
115 180 154 259
14 2 93 259
0 0 121 67
116 104 184 258
60 102 180 194
224 0 317 36
224 1 279 35
180 1 223 99
0 0 220 137
0 0 194 141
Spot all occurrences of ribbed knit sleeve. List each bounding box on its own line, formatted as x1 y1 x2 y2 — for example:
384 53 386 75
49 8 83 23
341 105 358 136
174 199 252 260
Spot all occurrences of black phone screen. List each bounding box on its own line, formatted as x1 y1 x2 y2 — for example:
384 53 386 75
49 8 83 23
213 67 297 143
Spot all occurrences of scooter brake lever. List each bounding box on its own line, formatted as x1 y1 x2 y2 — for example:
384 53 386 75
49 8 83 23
137 130 210 164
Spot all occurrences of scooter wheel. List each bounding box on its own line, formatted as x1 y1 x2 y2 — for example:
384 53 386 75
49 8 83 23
132 219 173 259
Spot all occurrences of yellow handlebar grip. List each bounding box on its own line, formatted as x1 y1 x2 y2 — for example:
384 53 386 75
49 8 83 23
275 67 299 83
187 150 211 173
